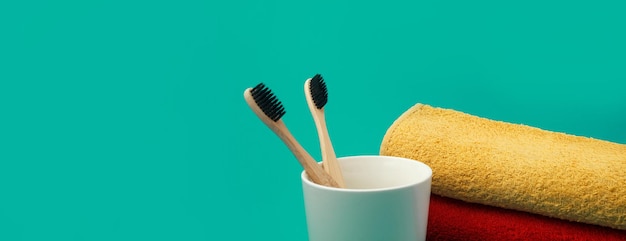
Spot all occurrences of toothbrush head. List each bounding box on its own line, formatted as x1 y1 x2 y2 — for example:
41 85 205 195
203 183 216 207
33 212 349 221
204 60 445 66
249 83 286 122
309 74 328 109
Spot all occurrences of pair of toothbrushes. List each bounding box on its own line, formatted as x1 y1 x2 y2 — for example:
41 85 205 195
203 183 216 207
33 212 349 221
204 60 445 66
243 74 346 188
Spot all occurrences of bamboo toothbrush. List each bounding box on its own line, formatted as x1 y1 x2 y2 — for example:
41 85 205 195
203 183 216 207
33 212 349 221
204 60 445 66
304 74 346 188
244 83 339 188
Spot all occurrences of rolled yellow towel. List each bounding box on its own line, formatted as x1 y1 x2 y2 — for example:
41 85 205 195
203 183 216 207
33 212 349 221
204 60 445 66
380 103 626 230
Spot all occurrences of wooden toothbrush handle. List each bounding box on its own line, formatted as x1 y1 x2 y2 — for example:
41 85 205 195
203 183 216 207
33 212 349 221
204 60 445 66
314 111 346 188
271 121 339 188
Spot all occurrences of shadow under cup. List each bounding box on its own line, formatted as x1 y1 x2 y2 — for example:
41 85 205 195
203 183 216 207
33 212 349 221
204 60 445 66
301 155 432 241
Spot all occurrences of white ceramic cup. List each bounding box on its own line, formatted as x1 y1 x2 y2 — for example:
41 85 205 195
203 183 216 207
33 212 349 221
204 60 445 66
302 155 432 241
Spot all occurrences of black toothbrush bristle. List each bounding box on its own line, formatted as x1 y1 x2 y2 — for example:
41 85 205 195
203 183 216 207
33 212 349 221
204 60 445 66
250 83 286 122
309 74 328 109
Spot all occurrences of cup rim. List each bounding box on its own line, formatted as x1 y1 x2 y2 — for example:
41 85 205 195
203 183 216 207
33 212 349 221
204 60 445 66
301 155 432 192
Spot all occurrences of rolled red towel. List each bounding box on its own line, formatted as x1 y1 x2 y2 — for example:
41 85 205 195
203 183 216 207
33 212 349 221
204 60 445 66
427 194 626 241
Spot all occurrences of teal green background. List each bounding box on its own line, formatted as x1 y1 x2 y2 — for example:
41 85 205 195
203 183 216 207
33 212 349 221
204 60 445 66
1 0 625 240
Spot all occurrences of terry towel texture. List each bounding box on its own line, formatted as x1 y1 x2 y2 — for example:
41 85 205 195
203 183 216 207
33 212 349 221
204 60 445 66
380 103 626 230
428 194 626 241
